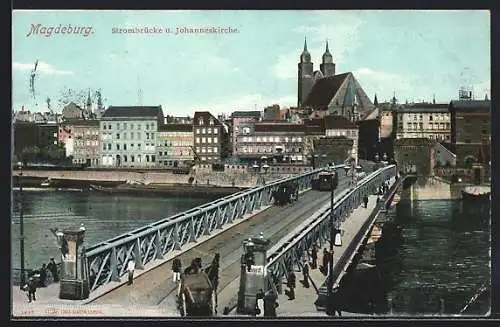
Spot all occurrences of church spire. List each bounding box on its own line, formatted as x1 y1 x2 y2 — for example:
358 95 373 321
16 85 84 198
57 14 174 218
374 93 378 106
485 93 489 101
322 39 333 64
300 37 311 63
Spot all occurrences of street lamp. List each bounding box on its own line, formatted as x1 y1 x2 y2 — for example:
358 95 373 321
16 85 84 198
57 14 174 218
327 162 338 299
17 162 25 289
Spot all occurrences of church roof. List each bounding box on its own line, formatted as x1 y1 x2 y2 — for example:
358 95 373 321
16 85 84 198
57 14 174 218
303 73 350 109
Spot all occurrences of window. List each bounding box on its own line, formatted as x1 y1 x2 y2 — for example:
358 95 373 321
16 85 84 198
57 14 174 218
138 124 141 130
208 148 212 153
208 137 212 144
138 143 141 148
196 128 200 134
124 144 127 150
465 139 471 144
131 132 134 140
429 116 433 121
152 155 155 162
131 143 134 147
117 123 121 130
201 148 206 153
202 128 206 134
196 137 200 143
159 151 162 156
213 137 218 143
413 115 417 120
116 144 120 150
103 144 106 151
214 128 218 134
419 123 423 129
108 124 112 130
407 123 412 129
146 132 150 140
419 115 423 120
202 137 206 143
214 147 218 153
107 144 111 150
146 155 150 162
208 128 212 134
124 133 127 140
209 118 214 126
124 155 128 162
131 155 135 162
151 133 155 140
137 132 141 140
116 133 120 139
146 123 150 130
131 123 134 129
103 124 107 130
196 147 200 153
124 123 127 129
199 118 204 125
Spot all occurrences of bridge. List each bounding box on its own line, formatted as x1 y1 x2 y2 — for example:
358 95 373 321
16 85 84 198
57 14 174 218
12 161 398 316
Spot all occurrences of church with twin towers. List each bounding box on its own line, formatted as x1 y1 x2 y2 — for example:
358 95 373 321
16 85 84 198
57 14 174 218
297 38 376 122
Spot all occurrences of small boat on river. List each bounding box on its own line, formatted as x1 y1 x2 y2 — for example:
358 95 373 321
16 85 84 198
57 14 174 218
462 186 491 201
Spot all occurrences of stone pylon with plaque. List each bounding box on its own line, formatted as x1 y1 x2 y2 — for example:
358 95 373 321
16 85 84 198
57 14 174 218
237 233 271 315
59 227 90 300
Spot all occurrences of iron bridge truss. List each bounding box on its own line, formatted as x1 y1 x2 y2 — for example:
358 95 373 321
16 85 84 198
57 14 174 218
264 165 397 294
84 165 346 292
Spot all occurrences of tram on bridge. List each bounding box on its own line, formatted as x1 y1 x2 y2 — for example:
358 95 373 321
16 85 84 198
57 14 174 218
312 170 339 191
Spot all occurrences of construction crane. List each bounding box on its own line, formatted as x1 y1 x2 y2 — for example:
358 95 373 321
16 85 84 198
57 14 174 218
189 145 201 165
29 60 38 100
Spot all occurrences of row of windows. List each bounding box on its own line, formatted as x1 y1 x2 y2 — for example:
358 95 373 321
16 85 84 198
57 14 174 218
325 130 357 137
158 151 192 157
195 127 219 135
399 114 449 121
195 137 218 144
402 122 450 130
239 147 302 153
197 118 215 126
102 122 156 130
102 132 155 141
74 140 98 146
194 147 219 154
102 143 156 151
239 136 303 143
200 156 217 161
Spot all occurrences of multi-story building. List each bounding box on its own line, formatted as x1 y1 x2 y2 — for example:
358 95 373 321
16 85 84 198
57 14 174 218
395 103 451 141
13 122 38 159
449 100 490 167
236 122 307 164
193 112 228 164
230 111 261 159
71 120 100 166
100 106 164 167
157 124 194 168
324 115 359 164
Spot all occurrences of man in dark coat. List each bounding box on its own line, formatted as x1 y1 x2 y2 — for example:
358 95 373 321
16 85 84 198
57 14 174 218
39 264 47 287
310 244 318 269
26 276 37 302
263 291 279 317
321 248 329 276
286 270 296 300
363 196 369 208
302 262 310 288
47 258 59 282
172 258 182 283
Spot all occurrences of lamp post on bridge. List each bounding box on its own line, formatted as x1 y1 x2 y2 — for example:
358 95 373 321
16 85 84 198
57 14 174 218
17 162 26 289
327 162 338 299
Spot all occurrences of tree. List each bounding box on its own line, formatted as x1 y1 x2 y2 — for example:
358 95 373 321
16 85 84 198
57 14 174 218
41 144 66 163
21 145 41 163
58 88 87 110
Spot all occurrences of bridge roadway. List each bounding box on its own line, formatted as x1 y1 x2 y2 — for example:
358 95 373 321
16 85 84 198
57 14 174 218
90 174 354 313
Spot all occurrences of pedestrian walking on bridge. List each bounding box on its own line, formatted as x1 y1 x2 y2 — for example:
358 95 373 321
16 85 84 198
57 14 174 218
172 258 182 283
47 258 59 282
25 276 37 302
286 270 296 300
301 261 310 288
321 248 329 276
127 258 136 285
363 196 369 208
310 243 318 269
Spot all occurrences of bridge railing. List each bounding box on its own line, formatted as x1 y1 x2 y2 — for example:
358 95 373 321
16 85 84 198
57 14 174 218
264 165 397 294
85 164 346 293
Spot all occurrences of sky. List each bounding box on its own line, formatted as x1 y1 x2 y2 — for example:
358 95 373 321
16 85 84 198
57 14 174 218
12 10 490 116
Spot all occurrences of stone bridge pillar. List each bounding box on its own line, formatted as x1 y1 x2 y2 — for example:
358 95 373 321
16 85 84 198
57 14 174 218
59 227 90 300
237 234 271 315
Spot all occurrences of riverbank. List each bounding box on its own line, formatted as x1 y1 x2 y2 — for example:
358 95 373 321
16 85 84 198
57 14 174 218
402 176 491 200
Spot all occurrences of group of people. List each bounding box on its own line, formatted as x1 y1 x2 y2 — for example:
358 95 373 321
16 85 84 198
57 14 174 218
255 288 278 317
23 258 59 303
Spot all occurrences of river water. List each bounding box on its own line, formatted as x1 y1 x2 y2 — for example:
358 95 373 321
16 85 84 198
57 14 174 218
11 190 210 274
339 198 491 315
11 190 491 315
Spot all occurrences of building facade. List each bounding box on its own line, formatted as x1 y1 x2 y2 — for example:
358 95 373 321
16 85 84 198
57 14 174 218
324 116 359 164
313 137 354 168
157 124 194 168
236 123 307 164
231 111 261 159
193 112 227 164
99 106 164 168
394 138 436 176
395 104 451 141
71 120 100 166
449 100 490 167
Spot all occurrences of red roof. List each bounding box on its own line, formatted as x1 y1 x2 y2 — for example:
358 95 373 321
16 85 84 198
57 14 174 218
303 73 350 109
324 115 357 130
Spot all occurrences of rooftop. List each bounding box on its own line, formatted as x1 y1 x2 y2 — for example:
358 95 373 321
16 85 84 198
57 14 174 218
158 124 193 132
230 111 262 118
102 106 163 118
324 115 357 130
303 73 350 109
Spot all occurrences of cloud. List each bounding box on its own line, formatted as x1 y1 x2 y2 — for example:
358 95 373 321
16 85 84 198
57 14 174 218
272 12 364 79
12 61 73 75
353 67 415 102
